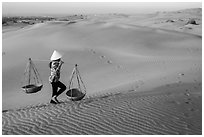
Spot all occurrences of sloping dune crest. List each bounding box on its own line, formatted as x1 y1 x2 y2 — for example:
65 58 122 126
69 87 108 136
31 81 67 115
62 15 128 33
3 19 201 109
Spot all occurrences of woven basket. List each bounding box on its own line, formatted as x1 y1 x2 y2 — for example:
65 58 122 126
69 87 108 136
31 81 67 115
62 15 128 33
22 84 43 94
66 88 85 101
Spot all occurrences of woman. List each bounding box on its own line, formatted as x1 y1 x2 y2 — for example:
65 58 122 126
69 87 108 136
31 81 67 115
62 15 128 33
49 50 66 104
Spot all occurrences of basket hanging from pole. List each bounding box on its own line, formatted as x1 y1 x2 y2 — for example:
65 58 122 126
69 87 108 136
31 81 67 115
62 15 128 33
21 58 43 94
66 64 86 101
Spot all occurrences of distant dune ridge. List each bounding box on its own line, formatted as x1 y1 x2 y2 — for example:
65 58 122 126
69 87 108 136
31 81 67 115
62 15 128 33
2 8 202 135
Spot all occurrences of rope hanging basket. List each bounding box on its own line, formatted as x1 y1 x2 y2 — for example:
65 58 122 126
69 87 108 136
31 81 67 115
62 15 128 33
22 84 43 94
21 58 43 94
66 88 86 101
66 64 86 101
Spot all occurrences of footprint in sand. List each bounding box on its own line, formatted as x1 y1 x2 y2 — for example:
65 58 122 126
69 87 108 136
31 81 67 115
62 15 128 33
177 73 184 79
179 73 185 76
100 55 105 59
90 49 96 54
198 83 201 86
184 91 190 96
188 108 195 112
107 60 112 64
194 86 198 90
185 101 191 104
187 98 191 101
116 65 122 69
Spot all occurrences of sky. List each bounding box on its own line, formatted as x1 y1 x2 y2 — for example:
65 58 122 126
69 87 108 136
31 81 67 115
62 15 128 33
2 2 201 16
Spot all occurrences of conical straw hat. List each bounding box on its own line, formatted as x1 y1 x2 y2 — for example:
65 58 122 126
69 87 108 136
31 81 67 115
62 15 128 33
50 50 62 61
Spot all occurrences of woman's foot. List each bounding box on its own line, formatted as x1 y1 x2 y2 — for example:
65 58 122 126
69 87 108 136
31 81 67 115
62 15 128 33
50 99 57 104
52 95 60 103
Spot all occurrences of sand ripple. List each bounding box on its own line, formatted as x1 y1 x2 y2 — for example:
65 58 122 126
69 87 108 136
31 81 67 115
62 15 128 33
2 82 201 135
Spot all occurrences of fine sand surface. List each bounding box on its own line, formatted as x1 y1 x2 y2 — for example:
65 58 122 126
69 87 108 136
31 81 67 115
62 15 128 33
2 82 202 134
2 8 202 135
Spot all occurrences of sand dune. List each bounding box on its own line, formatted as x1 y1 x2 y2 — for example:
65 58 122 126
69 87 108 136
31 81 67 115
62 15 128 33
2 82 201 135
127 8 202 36
2 8 202 135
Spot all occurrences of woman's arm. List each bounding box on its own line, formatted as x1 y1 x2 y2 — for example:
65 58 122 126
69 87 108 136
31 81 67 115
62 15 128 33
56 60 64 70
49 60 63 83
